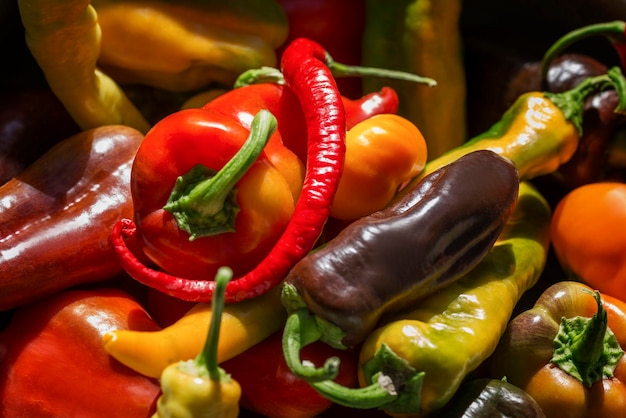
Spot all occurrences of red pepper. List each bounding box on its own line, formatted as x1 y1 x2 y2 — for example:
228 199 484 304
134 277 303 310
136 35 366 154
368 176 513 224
221 330 359 418
113 38 348 303
0 125 143 311
275 0 366 98
0 288 161 417
542 21 626 79
200 81 397 165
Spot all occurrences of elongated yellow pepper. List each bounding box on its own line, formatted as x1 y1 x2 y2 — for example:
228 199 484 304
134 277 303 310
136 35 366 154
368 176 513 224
103 284 286 378
91 0 288 92
17 0 151 133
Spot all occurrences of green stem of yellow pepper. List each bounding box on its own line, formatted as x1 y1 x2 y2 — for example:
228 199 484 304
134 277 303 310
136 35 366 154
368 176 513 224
552 289 625 388
163 110 276 240
152 266 241 418
194 267 232 380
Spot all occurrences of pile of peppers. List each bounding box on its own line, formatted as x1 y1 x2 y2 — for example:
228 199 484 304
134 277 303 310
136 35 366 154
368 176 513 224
4 3 626 417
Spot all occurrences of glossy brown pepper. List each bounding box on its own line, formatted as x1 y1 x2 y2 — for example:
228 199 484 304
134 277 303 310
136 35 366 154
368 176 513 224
0 125 143 311
283 149 520 347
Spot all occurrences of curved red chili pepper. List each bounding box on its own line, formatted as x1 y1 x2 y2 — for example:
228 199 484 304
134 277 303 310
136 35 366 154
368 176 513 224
112 38 346 303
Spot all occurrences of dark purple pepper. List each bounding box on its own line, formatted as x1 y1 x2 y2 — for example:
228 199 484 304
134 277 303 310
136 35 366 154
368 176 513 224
282 149 520 348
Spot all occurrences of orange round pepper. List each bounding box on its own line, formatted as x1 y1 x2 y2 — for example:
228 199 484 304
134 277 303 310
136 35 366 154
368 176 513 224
330 113 428 221
550 182 626 300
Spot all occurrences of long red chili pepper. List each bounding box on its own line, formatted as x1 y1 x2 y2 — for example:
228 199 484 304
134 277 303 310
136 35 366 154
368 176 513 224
112 38 346 303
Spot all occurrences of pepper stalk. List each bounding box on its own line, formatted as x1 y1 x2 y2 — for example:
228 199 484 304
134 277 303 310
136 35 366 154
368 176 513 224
233 49 437 89
152 266 241 418
164 109 277 240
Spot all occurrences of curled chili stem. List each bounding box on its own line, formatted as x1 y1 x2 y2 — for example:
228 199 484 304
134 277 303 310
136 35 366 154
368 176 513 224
180 266 233 381
282 309 340 382
542 21 626 81
545 66 626 135
308 344 425 413
164 109 277 240
234 51 437 88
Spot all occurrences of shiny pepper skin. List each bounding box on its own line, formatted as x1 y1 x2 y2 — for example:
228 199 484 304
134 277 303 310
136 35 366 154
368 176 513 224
330 113 428 221
551 182 626 301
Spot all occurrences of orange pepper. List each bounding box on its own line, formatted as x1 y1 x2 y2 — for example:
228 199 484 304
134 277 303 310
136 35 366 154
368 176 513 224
329 113 428 221
490 281 626 418
550 182 626 301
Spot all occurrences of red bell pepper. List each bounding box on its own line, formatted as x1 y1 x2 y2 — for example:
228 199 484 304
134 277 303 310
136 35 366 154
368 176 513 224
221 330 359 418
0 125 143 311
0 288 162 417
112 39 352 303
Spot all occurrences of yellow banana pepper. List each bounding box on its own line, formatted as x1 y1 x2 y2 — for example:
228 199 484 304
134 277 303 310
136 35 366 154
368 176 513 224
103 284 286 378
17 0 150 133
92 0 288 92
152 267 241 418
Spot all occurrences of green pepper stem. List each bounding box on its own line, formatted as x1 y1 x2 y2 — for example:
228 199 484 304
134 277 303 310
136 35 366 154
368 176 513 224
233 52 436 88
233 66 285 88
310 375 397 409
281 309 340 382
545 66 626 136
324 51 437 87
551 289 625 388
195 266 233 381
541 21 626 81
163 109 277 240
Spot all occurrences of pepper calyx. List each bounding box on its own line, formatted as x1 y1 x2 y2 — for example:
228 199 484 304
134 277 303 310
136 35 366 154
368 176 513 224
551 289 625 388
308 344 424 412
545 66 626 136
361 343 424 413
164 109 277 241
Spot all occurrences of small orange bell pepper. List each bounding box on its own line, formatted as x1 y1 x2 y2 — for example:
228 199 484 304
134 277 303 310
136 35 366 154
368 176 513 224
490 281 626 418
329 113 428 221
550 182 626 301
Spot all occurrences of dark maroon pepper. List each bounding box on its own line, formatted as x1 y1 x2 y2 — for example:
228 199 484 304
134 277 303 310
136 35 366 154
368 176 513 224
0 88 80 185
0 125 143 311
280 150 520 382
